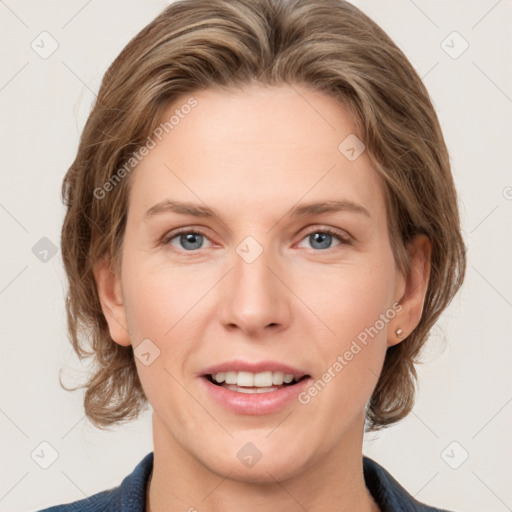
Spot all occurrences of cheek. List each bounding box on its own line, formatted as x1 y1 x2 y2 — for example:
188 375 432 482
124 263 202 415
122 256 205 339
294 254 396 408
121 258 216 398
294 254 397 344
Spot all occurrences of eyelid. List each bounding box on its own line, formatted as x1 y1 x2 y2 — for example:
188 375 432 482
161 226 216 248
161 224 352 252
298 224 352 243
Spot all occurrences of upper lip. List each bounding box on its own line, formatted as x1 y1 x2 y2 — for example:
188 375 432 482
200 359 309 380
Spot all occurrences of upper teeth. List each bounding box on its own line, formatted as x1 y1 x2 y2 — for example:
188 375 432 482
211 371 297 387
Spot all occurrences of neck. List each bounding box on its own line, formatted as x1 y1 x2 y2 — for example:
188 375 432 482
147 412 379 512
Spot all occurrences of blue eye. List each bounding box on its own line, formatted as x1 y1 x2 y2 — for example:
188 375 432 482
166 230 210 251
298 228 350 251
304 231 338 250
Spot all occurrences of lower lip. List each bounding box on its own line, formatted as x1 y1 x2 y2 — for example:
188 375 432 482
200 376 312 415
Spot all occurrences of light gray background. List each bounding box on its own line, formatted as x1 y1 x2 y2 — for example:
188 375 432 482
1 1 511 511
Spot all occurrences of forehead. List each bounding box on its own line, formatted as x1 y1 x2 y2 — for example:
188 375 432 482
128 84 387 225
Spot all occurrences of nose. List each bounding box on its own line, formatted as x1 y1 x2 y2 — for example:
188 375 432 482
219 242 291 337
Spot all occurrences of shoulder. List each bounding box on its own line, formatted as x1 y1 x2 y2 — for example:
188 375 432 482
35 452 154 512
363 456 454 512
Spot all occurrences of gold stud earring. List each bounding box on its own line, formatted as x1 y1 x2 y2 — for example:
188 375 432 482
395 328 403 338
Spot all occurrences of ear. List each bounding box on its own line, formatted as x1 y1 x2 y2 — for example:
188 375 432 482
388 233 431 347
93 256 131 347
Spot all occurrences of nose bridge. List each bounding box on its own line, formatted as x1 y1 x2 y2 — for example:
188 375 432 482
220 236 289 333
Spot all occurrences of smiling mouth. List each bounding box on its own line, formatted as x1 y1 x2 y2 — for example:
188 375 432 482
204 374 310 394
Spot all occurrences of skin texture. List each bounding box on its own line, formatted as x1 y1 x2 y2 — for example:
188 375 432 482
94 84 431 512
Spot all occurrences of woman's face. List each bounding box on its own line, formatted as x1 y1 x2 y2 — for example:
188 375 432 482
99 84 419 482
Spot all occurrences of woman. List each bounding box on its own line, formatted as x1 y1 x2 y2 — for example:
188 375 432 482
39 0 466 510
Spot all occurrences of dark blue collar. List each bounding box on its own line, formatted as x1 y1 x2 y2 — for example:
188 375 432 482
363 456 450 511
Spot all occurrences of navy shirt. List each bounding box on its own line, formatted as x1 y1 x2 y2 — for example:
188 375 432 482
36 452 452 511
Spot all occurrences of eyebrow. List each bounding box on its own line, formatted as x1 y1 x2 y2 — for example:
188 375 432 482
144 199 371 221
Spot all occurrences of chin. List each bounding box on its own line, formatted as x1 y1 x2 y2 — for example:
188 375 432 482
197 443 314 484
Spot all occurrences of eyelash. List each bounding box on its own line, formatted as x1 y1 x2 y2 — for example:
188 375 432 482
161 226 352 253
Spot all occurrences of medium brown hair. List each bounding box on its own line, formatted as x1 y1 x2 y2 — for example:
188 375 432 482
60 0 466 430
